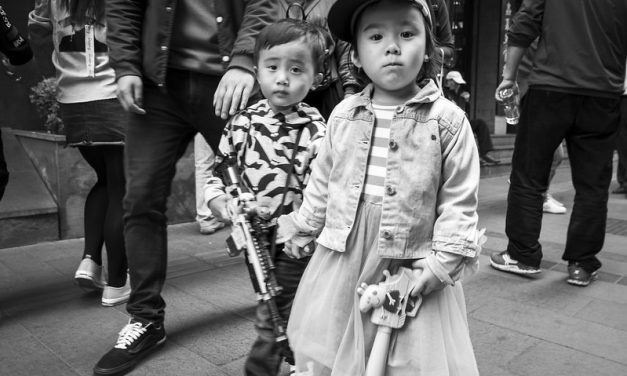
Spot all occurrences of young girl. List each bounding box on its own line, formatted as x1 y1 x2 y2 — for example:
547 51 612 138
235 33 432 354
29 0 129 306
277 0 482 374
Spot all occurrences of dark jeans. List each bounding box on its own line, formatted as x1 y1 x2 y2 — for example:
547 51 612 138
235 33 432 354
124 69 227 324
245 250 309 376
470 118 494 156
0 130 8 200
616 97 627 187
506 89 620 273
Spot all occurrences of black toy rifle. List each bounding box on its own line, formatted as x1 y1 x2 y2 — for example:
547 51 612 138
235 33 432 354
216 154 295 365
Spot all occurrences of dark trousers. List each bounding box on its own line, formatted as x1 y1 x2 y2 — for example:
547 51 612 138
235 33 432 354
79 145 128 286
616 97 627 187
506 89 620 273
0 130 8 200
245 250 309 376
470 118 494 156
124 69 227 324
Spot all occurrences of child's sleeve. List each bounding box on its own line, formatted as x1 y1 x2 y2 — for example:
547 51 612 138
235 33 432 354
203 114 247 205
301 119 327 188
281 108 337 237
432 113 481 259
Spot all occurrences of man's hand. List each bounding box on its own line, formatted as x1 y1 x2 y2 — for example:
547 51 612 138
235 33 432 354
494 79 518 102
116 75 146 114
208 194 230 223
213 68 255 119
409 259 446 297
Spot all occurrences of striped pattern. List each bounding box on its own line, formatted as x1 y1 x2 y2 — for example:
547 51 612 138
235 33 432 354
362 104 395 202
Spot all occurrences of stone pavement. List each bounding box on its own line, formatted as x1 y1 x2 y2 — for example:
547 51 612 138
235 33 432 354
1 165 626 376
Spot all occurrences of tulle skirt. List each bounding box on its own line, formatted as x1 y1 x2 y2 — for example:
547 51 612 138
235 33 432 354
287 199 479 376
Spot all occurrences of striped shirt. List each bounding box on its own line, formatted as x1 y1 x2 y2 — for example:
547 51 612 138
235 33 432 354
362 104 395 202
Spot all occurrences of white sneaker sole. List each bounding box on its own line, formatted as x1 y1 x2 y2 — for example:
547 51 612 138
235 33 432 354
75 274 104 290
490 259 542 275
567 272 598 286
101 293 130 307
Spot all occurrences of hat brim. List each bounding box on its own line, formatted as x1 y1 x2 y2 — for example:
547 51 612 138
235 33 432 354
328 0 377 42
328 0 433 42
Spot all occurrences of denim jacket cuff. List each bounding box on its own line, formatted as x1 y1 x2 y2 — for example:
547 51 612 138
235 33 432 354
432 235 479 258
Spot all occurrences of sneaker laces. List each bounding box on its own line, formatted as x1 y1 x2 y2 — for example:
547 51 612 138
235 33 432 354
114 321 147 349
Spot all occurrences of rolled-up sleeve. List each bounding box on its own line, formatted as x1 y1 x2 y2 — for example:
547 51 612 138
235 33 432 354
507 0 545 48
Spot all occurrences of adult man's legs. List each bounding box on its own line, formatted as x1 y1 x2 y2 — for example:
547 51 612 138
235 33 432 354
0 130 9 200
614 97 627 193
492 89 570 273
194 134 224 234
563 95 620 277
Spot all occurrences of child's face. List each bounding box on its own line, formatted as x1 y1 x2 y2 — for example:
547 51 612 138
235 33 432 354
256 38 319 113
352 0 427 104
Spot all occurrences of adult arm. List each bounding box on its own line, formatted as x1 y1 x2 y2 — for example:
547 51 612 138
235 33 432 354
494 0 544 99
213 0 277 119
431 0 454 65
1 4 33 65
106 0 147 114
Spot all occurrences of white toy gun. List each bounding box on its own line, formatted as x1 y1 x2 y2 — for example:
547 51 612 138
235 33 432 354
215 154 294 365
358 267 422 376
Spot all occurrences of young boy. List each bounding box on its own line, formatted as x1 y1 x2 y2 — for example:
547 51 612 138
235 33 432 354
204 19 330 376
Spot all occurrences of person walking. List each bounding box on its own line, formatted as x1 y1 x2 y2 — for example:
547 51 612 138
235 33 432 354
29 0 130 306
490 0 627 286
0 3 32 201
93 1 276 375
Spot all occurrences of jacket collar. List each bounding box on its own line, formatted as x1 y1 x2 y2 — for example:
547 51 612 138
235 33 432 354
349 79 442 110
252 99 323 126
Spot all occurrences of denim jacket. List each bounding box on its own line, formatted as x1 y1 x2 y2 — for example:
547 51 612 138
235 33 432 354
292 79 480 259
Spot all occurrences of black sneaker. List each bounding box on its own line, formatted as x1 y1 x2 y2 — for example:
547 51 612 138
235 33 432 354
93 319 166 376
490 250 541 275
567 263 598 287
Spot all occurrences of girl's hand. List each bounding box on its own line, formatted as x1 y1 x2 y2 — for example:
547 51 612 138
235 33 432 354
410 259 446 297
283 238 316 259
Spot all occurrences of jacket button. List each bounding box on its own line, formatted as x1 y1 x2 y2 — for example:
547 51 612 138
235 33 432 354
396 106 404 113
221 55 230 63
160 45 168 51
165 6 172 12
216 16 223 23
382 230 393 239
389 140 398 151
385 185 396 196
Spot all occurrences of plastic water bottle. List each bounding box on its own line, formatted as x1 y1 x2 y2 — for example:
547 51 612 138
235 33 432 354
499 88 520 125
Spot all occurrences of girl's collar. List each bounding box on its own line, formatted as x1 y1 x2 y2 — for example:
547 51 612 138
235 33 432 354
354 79 442 108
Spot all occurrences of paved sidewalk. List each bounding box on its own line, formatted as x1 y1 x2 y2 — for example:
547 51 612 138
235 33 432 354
1 165 626 376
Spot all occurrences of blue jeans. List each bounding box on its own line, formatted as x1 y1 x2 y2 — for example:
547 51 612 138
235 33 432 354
123 69 227 324
506 89 620 273
245 249 309 376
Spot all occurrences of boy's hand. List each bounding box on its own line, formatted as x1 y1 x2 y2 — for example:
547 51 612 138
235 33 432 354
208 194 230 223
409 259 446 297
213 68 255 120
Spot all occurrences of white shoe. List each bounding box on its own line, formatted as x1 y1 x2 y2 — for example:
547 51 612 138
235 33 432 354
101 275 131 307
74 258 105 291
543 194 567 214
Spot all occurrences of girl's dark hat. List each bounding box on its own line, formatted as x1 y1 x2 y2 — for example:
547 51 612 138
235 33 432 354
327 0 433 42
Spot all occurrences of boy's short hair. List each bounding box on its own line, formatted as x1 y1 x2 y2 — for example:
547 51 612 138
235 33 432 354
253 18 334 75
